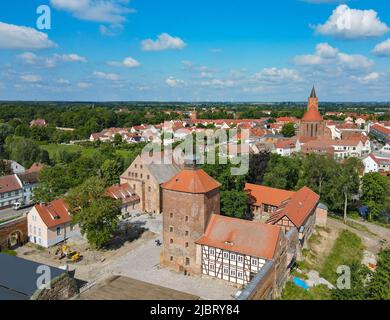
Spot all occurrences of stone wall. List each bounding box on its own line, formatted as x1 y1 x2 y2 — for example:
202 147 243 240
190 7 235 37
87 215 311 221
31 273 79 300
0 215 28 251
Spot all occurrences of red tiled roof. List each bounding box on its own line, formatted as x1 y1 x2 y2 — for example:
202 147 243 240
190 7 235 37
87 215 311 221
371 124 390 136
275 140 296 149
302 108 323 122
245 183 294 207
0 175 21 194
267 186 320 227
106 183 140 204
34 199 71 228
277 117 297 123
196 214 282 260
27 163 45 173
162 168 221 194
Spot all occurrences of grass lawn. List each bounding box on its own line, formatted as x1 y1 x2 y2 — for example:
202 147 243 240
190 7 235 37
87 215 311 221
282 282 331 300
320 229 364 284
41 144 135 163
0 250 17 256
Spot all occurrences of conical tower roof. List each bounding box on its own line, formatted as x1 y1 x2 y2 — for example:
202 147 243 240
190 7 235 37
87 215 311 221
310 86 317 98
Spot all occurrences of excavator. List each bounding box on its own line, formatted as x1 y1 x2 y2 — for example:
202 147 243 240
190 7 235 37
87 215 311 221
55 244 82 262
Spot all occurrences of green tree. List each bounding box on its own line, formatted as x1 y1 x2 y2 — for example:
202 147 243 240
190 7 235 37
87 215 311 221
220 190 249 219
33 165 72 203
263 154 301 190
100 158 124 186
281 123 296 137
0 159 12 176
361 173 390 221
366 247 390 300
114 133 123 146
246 152 270 185
4 136 42 168
65 177 121 249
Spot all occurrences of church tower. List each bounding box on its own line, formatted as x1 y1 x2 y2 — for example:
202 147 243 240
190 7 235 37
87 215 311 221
161 156 221 275
308 86 319 113
298 86 326 141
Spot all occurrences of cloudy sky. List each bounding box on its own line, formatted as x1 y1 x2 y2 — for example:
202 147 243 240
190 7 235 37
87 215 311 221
1 0 390 102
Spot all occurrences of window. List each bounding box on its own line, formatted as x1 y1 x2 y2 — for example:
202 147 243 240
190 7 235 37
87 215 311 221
209 248 215 255
140 174 143 179
170 239 173 244
185 231 189 236
140 165 143 169
169 226 174 233
135 173 138 178
170 213 173 218
223 252 229 259
185 242 189 248
147 175 150 180
135 164 137 168
230 253 236 261
238 255 244 263
251 258 258 266
33 226 36 235
238 271 243 279
148 186 151 192
170 256 174 261
223 268 229 275
185 216 189 222
185 258 190 266
230 269 236 277
38 228 41 237
56 227 61 236
209 264 215 271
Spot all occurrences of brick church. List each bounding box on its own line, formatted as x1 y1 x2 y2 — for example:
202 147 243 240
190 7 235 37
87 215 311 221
298 87 330 141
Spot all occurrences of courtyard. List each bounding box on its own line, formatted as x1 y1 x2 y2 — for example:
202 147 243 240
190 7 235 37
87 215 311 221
15 213 238 300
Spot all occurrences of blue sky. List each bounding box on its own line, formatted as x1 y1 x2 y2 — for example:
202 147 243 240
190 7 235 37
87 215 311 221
1 0 390 101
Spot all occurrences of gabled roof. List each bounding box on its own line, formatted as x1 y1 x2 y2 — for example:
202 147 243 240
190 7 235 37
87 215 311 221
245 183 294 207
27 162 45 173
106 183 140 204
34 199 71 228
196 214 282 260
17 171 39 185
267 186 320 227
162 168 221 194
0 174 22 193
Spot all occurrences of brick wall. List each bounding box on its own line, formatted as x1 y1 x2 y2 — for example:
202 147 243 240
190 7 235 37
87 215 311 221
161 188 220 276
0 216 28 251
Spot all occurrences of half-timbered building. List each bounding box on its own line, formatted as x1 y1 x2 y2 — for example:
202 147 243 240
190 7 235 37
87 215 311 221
195 214 287 286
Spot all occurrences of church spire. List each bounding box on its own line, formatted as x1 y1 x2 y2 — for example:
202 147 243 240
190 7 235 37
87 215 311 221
310 86 317 98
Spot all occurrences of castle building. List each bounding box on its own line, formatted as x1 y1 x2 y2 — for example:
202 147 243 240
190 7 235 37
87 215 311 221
161 158 221 275
298 87 327 141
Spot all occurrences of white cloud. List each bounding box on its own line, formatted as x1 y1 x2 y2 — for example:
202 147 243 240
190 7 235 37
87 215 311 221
55 53 88 63
77 82 92 89
17 52 87 68
0 22 56 49
20 74 42 83
351 72 380 83
56 79 71 85
165 76 186 87
50 0 135 24
255 67 302 82
99 24 124 37
200 79 235 89
141 33 186 51
314 5 389 39
108 57 140 68
373 39 390 57
294 43 373 70
17 52 39 65
93 71 120 81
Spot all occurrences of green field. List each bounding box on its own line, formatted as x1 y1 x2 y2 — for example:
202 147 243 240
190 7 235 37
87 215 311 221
41 144 134 162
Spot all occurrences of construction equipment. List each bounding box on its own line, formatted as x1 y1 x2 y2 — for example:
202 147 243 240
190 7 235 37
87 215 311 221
55 244 82 262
